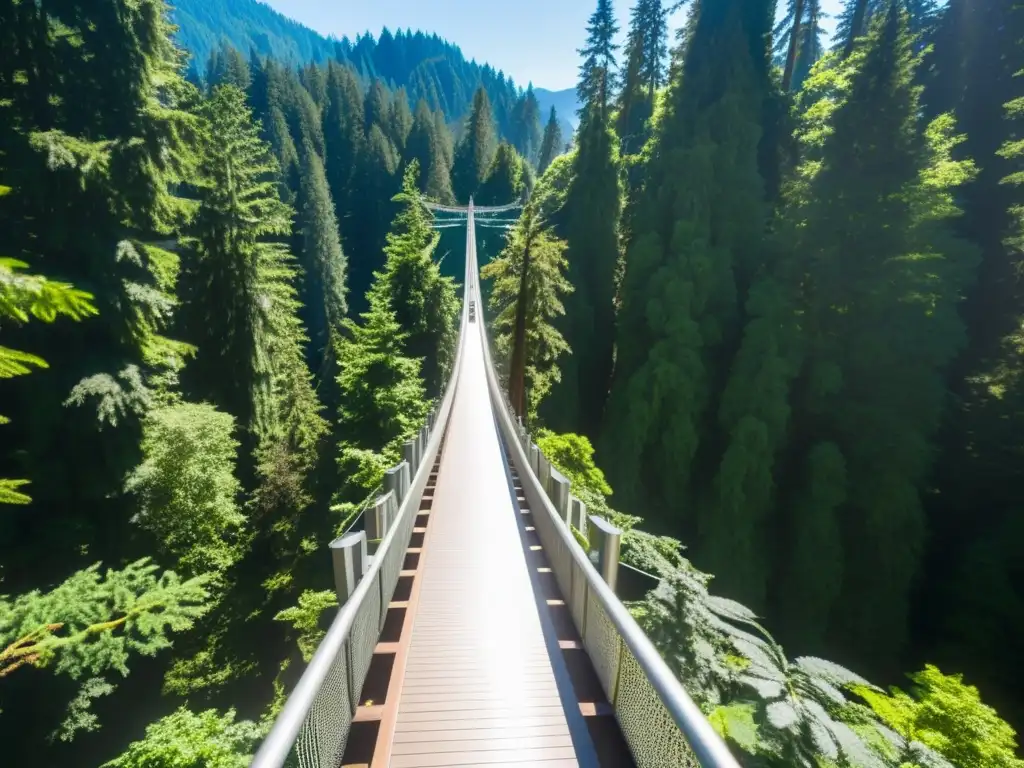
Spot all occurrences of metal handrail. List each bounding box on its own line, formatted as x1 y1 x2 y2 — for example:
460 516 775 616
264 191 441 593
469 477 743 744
467 204 742 768
249 201 475 768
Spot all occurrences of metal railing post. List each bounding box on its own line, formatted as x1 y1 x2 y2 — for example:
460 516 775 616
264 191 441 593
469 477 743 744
385 464 405 506
538 453 551 497
403 438 418 476
587 516 622 594
570 497 588 536
550 469 571 522
330 531 367 604
399 461 411 502
366 492 393 555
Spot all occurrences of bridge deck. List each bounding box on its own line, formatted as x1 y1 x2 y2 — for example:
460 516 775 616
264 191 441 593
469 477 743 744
387 327 593 768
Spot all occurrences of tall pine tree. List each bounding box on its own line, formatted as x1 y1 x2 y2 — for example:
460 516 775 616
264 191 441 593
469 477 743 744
294 140 348 385
510 85 543 165
481 204 572 422
405 99 455 203
601 0 774 534
369 163 459 397
617 0 669 154
452 87 498 203
537 107 564 175
774 7 977 663
543 0 622 439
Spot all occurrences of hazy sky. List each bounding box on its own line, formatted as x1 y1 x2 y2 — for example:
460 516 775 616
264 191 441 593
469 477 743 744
263 0 843 91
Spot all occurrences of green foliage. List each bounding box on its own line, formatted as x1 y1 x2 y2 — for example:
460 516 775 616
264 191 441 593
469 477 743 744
406 99 456 203
535 430 612 498
537 108 565 175
453 87 498 202
477 142 528 206
181 84 326 457
370 163 460 397
181 84 293 434
774 9 978 659
481 205 572 421
125 404 244 577
855 666 1024 768
274 590 337 662
294 140 348 381
544 103 622 438
617 0 668 153
103 707 262 768
577 0 620 116
0 255 98 502
0 559 211 680
51 677 116 743
510 85 543 165
335 266 428 499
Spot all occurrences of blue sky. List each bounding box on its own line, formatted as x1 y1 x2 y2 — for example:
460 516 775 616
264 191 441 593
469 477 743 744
264 0 843 91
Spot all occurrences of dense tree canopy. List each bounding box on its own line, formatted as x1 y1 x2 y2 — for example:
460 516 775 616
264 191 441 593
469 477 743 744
6 0 1024 765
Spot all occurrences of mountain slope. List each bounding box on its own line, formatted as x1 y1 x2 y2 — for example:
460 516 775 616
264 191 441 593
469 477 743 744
170 0 536 144
171 0 337 67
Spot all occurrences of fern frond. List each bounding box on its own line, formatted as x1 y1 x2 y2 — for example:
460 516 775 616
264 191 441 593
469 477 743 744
0 345 49 378
0 479 32 505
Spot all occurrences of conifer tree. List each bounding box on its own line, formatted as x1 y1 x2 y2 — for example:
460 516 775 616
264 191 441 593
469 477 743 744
370 164 459 396
537 107 564 175
0 0 201 580
510 85 543 165
477 143 527 205
543 0 622 439
322 61 365 234
405 99 455 203
335 280 428 497
388 87 414 150
777 4 827 94
0 254 97 504
300 63 327 108
452 87 498 202
207 43 251 91
364 80 391 135
180 86 325 461
348 125 401 312
294 140 348 383
601 0 774 520
774 7 978 659
481 205 572 421
433 109 455 173
577 0 620 120
617 0 668 153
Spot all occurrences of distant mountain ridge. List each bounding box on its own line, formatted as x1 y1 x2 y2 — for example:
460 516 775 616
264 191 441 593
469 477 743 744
170 0 575 142
171 0 337 66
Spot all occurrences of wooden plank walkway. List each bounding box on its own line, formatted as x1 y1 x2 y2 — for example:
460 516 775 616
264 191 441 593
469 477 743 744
387 327 590 768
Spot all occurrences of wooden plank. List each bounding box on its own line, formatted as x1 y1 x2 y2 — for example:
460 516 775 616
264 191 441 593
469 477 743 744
391 746 577 767
391 734 573 755
387 330 583 768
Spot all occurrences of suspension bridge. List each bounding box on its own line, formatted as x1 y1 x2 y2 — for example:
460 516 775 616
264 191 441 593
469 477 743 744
250 202 739 768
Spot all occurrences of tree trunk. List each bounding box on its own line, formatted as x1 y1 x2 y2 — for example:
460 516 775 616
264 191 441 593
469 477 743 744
783 0 806 92
844 0 870 57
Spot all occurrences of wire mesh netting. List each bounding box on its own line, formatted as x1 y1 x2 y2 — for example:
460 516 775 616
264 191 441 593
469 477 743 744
294 641 353 768
346 571 382 710
585 587 623 702
616 644 701 768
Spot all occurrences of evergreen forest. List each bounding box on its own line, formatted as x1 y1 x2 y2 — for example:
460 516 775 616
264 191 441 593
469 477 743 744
1 0 1024 766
